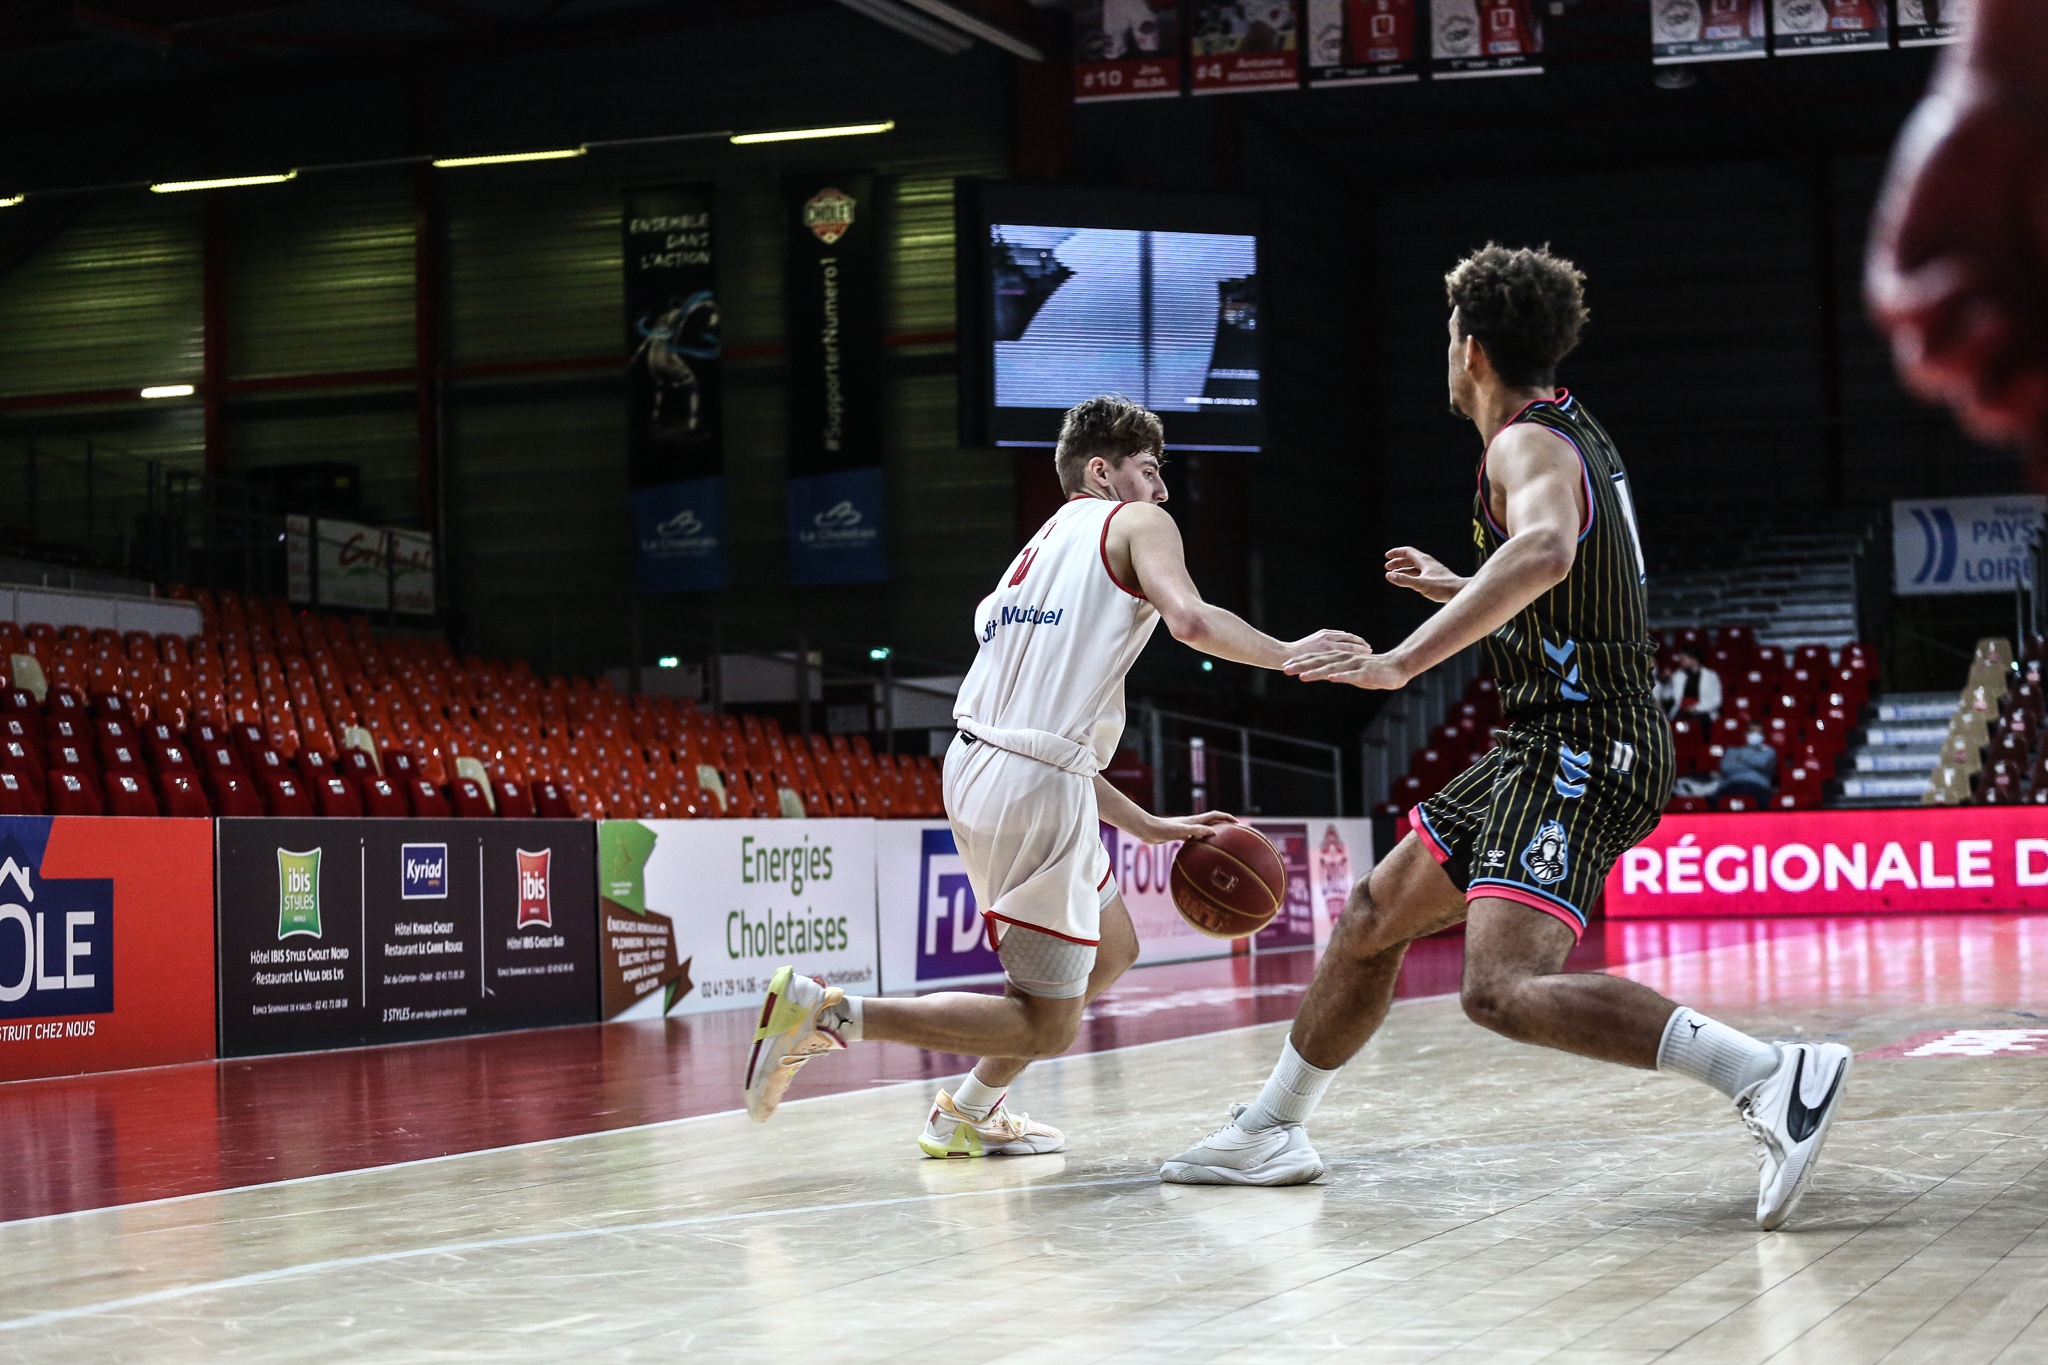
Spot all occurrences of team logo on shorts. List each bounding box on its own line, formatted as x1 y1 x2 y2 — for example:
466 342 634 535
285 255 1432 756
1555 744 1591 800
1520 821 1570 885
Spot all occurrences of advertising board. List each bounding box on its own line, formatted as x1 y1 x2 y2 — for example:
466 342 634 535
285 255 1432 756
0 816 215 1082
598 819 878 1019
216 820 598 1056
877 817 1376 994
1605 808 2048 917
1892 495 2046 597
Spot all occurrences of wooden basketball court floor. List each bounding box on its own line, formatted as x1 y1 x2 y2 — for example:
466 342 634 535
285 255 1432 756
2 913 2046 1364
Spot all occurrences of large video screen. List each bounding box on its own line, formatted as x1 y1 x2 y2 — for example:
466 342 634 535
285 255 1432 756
959 183 1263 452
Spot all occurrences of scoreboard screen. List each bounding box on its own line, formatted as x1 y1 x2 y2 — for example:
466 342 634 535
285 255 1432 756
959 182 1263 452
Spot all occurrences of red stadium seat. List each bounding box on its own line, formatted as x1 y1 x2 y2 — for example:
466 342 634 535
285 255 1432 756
361 778 411 818
260 772 316 818
208 769 266 818
493 778 536 819
47 769 104 816
533 779 575 819
1719 794 1758 813
451 777 494 818
103 770 159 817
313 775 362 817
158 772 212 817
410 780 452 818
0 769 43 815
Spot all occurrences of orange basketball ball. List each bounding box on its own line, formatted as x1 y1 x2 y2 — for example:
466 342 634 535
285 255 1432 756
1169 823 1285 939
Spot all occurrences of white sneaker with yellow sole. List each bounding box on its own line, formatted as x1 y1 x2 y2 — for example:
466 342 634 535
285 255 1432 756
743 965 847 1123
918 1090 1066 1158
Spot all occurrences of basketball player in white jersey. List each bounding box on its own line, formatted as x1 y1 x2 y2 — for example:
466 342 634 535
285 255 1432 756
743 395 1360 1154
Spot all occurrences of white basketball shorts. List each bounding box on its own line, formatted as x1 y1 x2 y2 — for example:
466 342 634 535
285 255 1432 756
942 732 1117 970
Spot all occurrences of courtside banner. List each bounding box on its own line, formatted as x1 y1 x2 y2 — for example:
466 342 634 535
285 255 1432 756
1651 0 1767 64
1252 817 1374 952
1892 495 2045 597
216 820 598 1056
1770 0 1887 54
598 819 877 1018
1432 0 1542 78
625 183 728 593
1605 809 2048 918
1075 0 1182 101
0 816 213 1083
1306 0 1420 86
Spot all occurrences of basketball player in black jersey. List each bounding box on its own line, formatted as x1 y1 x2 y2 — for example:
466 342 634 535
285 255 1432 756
1162 244 1854 1231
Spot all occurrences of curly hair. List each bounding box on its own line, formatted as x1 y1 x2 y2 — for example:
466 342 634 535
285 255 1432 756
1445 243 1589 388
1055 394 1165 494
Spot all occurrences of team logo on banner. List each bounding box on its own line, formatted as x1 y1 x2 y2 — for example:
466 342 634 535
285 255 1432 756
517 849 553 929
916 827 1000 982
401 843 448 900
277 847 322 939
803 188 856 244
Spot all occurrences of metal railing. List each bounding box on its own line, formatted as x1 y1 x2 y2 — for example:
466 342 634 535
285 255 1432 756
1132 700 1344 817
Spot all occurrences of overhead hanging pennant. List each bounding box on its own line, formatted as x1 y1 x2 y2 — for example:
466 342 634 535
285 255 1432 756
1895 0 1968 48
784 172 889 586
1306 0 1421 86
623 183 728 593
1432 0 1543 79
1191 0 1302 94
1651 0 1768 63
1771 0 1889 55
1075 0 1182 101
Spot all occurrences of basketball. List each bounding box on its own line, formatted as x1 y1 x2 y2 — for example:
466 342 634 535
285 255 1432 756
1170 823 1286 939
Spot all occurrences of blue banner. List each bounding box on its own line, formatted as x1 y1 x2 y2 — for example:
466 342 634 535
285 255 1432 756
633 478 730 593
788 467 888 585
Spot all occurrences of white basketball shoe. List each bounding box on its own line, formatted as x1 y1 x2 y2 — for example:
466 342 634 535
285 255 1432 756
1158 1104 1326 1186
742 965 847 1123
1736 1041 1853 1231
918 1090 1066 1158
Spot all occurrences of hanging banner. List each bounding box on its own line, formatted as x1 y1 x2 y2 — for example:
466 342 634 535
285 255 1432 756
1651 0 1768 63
1896 0 1967 48
1891 495 2046 597
1432 0 1542 78
624 183 728 593
1306 0 1421 86
286 518 436 616
1771 0 1888 54
785 173 889 586
1192 0 1302 93
1075 0 1182 101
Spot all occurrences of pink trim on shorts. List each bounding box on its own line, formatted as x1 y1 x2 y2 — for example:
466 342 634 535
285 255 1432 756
1466 882 1586 943
1409 805 1451 864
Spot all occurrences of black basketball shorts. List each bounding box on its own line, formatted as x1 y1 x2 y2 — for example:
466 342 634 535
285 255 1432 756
1409 703 1674 940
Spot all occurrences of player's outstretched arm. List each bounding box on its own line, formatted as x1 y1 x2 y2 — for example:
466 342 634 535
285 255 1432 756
1385 546 1467 602
1093 774 1236 845
1287 424 1580 690
1116 502 1365 669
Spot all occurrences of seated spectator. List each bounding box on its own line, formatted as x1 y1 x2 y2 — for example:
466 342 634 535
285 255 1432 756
1656 650 1722 722
1715 724 1777 802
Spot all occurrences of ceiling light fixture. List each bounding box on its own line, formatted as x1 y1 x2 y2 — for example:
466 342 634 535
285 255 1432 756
431 148 586 168
140 384 196 399
0 195 22 208
730 120 896 146
149 171 297 194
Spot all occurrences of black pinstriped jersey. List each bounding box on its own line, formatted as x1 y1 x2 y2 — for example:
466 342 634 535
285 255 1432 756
1473 389 1656 721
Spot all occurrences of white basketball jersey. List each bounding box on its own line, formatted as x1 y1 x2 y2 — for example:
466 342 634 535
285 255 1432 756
954 496 1162 769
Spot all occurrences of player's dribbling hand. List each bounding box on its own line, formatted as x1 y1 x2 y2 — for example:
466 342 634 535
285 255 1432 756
1145 810 1238 845
1283 644 1411 690
1385 547 1466 602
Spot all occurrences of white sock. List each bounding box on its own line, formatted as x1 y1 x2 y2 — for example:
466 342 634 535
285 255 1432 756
820 995 863 1043
951 1071 1006 1121
1241 1037 1337 1132
1657 1007 1779 1099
